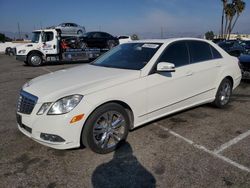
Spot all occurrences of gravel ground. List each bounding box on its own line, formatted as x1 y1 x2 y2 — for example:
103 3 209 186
0 54 249 188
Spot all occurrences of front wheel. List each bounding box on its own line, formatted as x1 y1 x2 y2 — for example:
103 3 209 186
82 103 129 154
212 78 232 108
27 53 43 66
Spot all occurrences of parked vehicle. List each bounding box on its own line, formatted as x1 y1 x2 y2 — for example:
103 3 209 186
81 31 119 49
118 35 133 44
16 38 241 153
55 23 86 36
5 47 16 56
239 52 250 79
239 40 250 53
15 29 107 66
217 40 245 57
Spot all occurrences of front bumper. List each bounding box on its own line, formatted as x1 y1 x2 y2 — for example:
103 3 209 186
16 55 27 62
16 99 94 150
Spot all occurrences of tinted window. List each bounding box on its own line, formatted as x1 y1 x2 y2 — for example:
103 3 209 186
188 41 213 63
119 36 129 39
93 32 102 38
210 46 222 59
45 32 53 42
158 41 189 67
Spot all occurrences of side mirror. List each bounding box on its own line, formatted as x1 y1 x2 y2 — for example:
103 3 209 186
157 62 175 72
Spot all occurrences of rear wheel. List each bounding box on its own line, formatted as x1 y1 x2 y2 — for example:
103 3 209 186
82 103 129 154
27 53 43 66
212 78 232 108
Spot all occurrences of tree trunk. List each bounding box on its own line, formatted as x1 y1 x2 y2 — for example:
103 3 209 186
224 16 228 39
231 14 239 34
221 9 225 38
227 18 233 40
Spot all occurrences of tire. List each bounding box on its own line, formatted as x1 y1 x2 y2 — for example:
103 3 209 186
107 40 115 49
82 103 129 154
23 61 29 66
27 53 43 67
212 78 232 108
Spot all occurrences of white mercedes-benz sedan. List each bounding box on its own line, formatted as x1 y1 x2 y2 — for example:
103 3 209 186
16 38 242 153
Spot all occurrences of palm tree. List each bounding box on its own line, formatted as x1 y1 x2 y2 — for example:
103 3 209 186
230 0 246 35
224 3 234 39
221 0 228 38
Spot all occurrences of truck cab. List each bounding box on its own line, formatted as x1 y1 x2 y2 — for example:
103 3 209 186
16 29 60 66
16 29 105 66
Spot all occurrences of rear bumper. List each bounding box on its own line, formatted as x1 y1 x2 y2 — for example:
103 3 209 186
16 55 27 62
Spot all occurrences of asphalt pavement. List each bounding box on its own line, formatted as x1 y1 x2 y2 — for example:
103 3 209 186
0 54 249 188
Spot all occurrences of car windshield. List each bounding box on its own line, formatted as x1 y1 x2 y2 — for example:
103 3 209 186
92 43 162 70
31 32 40 43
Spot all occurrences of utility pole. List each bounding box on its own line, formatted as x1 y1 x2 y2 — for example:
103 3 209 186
40 21 43 29
160 26 163 39
17 22 21 39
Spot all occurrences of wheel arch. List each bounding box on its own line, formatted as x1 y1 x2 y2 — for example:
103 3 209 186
80 100 135 147
27 50 44 61
224 76 234 88
86 100 134 129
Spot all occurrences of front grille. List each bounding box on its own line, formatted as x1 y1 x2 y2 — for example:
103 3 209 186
17 90 38 114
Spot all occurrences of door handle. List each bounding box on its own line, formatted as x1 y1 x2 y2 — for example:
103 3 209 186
185 71 193 76
216 64 222 67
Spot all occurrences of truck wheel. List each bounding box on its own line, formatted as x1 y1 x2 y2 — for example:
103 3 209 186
82 103 129 154
23 61 29 66
28 53 43 66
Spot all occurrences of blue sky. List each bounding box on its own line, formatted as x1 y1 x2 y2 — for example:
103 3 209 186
0 0 249 38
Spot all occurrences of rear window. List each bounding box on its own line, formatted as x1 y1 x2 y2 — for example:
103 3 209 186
188 41 213 63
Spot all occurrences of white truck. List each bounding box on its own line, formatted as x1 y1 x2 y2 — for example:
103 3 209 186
16 29 107 66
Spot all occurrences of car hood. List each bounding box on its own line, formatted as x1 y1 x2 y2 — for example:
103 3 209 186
22 64 141 103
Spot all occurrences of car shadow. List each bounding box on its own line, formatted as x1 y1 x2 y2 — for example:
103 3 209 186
91 141 156 188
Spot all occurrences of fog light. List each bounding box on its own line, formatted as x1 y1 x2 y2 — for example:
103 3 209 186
40 133 65 142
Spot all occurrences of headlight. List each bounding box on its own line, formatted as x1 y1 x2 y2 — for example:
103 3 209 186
37 103 52 115
18 50 26 54
47 95 83 115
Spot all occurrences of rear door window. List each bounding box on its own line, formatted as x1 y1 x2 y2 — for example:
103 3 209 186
210 46 222 59
188 41 213 63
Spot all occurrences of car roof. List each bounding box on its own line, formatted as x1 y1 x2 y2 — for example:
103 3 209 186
60 22 77 25
130 38 212 44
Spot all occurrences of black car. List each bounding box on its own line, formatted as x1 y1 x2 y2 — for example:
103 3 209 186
218 40 245 57
239 40 250 53
81 32 119 49
239 53 250 78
